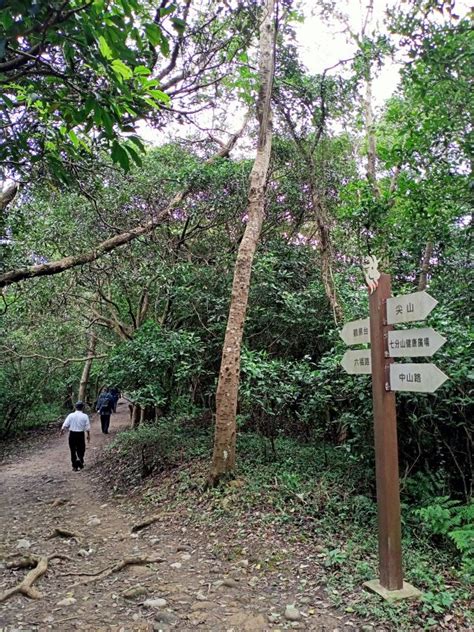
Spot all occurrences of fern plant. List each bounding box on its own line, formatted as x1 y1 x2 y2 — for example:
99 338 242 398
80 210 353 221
416 497 474 575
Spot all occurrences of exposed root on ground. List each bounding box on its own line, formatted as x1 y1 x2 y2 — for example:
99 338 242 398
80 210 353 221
48 527 80 540
50 498 69 508
69 555 166 587
131 513 170 532
1 553 74 602
0 555 48 602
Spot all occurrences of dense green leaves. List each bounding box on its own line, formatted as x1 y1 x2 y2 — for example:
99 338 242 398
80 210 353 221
0 0 177 180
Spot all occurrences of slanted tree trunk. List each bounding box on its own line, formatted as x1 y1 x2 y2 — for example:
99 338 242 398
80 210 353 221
208 0 276 485
77 330 97 403
417 241 433 291
0 125 246 289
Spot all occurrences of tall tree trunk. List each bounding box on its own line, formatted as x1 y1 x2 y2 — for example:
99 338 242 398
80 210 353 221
417 241 433 291
132 405 141 428
208 0 276 485
77 330 97 403
309 182 343 324
364 77 379 197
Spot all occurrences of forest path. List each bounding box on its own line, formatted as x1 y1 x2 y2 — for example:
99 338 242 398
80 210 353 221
0 402 368 632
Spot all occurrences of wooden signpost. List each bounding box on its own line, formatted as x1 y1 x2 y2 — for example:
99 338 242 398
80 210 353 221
340 266 448 600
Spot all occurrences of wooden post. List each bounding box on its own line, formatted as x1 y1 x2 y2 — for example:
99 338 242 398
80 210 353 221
369 273 403 590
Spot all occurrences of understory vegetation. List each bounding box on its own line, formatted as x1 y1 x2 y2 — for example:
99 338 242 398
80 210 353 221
0 1 472 629
105 418 473 629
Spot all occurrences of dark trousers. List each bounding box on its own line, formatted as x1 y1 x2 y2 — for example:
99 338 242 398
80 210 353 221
69 431 85 469
100 414 111 434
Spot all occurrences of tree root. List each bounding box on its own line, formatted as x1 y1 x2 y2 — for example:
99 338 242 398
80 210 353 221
0 553 74 603
50 498 69 508
131 513 170 532
5 555 37 570
70 555 165 587
0 555 48 602
47 527 80 540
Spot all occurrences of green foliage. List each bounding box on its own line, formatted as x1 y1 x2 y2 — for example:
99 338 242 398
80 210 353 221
105 321 205 413
0 0 180 180
415 497 474 575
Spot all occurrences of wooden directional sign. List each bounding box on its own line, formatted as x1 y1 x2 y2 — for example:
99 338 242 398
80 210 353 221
388 327 446 358
390 363 449 393
387 291 438 325
340 317 370 345
341 349 371 374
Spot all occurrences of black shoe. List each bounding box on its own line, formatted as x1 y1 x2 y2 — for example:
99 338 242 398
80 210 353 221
72 466 78 471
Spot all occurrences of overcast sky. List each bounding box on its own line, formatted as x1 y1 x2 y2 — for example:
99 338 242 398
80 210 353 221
139 0 470 144
295 0 400 106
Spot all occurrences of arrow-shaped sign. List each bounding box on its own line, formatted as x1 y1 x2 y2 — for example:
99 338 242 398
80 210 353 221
387 290 437 325
340 317 370 345
388 327 446 358
389 363 448 393
341 349 371 374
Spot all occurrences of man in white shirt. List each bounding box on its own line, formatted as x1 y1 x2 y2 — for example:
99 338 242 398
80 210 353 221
60 401 91 471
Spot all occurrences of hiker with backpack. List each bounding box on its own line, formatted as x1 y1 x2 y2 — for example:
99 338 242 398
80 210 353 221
96 387 114 434
110 386 120 413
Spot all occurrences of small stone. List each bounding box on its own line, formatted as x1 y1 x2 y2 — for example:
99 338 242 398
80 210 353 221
87 517 101 527
181 553 191 561
191 601 215 610
144 598 168 608
57 597 77 606
16 539 32 550
299 596 310 604
122 585 148 599
223 578 238 588
237 559 249 567
268 613 280 623
284 605 301 622
154 611 177 624
170 562 182 569
78 548 93 557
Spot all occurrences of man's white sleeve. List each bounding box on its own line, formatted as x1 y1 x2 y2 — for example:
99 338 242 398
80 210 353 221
62 414 71 430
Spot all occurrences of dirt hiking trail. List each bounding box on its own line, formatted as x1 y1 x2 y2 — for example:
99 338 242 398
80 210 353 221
1 401 378 632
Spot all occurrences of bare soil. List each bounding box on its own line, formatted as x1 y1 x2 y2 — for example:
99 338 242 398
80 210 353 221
0 401 380 631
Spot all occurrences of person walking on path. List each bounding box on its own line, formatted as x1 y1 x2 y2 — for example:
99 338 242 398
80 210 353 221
60 401 90 471
96 387 113 434
110 386 120 413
